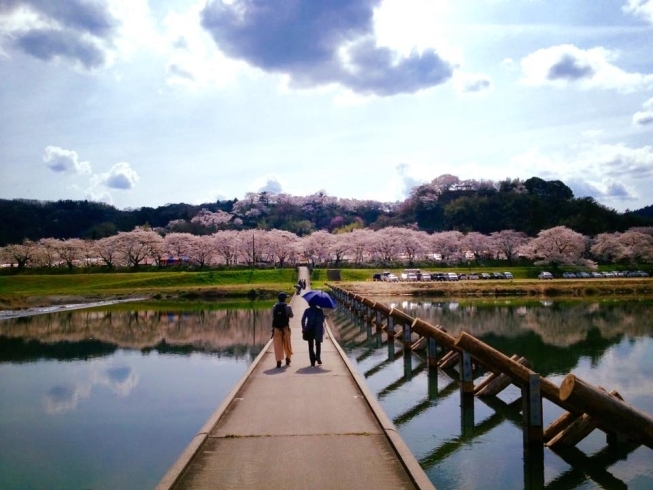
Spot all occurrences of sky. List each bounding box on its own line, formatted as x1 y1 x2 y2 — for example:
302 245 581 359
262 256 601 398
1 0 652 213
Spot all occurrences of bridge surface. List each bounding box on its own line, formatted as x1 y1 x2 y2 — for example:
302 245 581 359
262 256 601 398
156 268 434 490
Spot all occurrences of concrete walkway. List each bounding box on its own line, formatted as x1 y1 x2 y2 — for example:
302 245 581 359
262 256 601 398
156 268 434 490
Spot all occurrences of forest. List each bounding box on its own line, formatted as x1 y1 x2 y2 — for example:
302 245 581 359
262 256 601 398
1 174 652 247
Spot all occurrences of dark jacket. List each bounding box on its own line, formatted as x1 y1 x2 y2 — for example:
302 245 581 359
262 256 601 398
301 305 324 343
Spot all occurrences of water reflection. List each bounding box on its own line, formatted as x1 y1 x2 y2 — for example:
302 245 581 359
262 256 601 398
331 298 653 490
0 305 273 361
0 302 272 490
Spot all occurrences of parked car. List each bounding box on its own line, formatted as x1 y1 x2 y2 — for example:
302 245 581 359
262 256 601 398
372 273 383 281
576 271 591 278
538 271 553 279
432 273 447 281
635 270 650 277
468 273 480 280
503 272 514 279
590 272 603 278
420 273 432 281
447 272 459 281
480 273 492 280
385 273 399 282
491 272 505 279
562 272 576 279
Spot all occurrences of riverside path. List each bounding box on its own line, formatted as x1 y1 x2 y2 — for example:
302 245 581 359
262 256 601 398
156 267 435 490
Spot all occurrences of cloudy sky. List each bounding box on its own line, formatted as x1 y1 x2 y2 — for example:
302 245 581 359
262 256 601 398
1 0 652 212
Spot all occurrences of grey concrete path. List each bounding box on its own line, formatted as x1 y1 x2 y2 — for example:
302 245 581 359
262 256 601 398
156 268 434 490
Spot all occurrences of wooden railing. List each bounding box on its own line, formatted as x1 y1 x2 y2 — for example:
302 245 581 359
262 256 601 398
328 284 653 453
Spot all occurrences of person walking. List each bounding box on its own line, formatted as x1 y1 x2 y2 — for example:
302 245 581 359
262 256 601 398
271 292 294 368
301 302 324 366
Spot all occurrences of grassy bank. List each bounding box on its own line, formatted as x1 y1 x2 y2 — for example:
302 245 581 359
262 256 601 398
0 268 651 310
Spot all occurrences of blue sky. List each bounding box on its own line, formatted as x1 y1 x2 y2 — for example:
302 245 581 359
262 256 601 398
1 0 652 212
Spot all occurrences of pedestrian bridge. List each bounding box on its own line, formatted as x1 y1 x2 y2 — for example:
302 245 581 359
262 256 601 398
156 267 434 490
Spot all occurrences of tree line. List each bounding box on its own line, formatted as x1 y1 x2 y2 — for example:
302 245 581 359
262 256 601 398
1 174 652 249
2 225 652 271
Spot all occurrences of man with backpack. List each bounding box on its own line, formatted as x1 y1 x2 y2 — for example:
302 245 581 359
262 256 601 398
271 292 294 368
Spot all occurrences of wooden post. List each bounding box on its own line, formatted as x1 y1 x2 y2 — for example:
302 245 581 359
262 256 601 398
403 350 412 381
522 373 543 446
459 350 474 395
559 375 653 449
375 310 383 332
455 332 572 411
386 315 395 360
427 336 438 368
403 322 412 351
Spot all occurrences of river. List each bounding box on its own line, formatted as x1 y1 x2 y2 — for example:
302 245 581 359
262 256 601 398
1 298 652 489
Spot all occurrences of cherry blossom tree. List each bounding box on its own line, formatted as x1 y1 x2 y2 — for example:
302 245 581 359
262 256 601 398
619 230 653 264
490 230 530 264
35 238 61 268
186 235 215 267
213 230 240 265
300 230 334 265
114 229 164 267
3 240 35 269
590 233 625 263
347 229 375 264
461 232 493 262
190 209 234 229
371 227 403 263
430 231 464 264
264 229 300 267
519 226 590 267
57 238 86 270
164 233 195 262
328 232 353 266
94 235 122 268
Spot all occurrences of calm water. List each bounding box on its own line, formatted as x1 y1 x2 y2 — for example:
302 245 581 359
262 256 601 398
331 297 653 490
1 298 652 489
0 303 271 490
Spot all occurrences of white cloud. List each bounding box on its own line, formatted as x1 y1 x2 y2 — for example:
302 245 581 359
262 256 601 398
633 98 653 126
161 3 245 89
508 140 653 204
0 0 120 70
623 0 653 24
251 174 284 194
43 146 92 174
520 44 653 93
97 162 140 190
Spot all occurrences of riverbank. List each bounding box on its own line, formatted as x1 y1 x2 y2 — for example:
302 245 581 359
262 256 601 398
334 278 653 299
2 275 652 313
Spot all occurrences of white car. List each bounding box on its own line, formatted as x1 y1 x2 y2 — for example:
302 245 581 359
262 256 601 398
503 272 514 279
538 271 553 279
385 273 399 282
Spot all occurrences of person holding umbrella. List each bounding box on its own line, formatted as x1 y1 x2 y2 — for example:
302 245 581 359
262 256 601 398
300 290 335 366
301 302 324 366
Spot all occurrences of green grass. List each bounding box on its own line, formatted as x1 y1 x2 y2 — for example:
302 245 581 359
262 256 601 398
1 266 651 310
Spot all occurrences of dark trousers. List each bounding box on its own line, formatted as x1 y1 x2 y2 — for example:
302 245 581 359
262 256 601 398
308 338 321 365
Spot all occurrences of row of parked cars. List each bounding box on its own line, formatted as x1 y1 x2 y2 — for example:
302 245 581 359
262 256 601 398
558 270 649 279
373 270 515 282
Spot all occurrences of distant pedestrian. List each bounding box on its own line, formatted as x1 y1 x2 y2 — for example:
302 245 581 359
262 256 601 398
301 303 324 366
294 282 302 295
271 292 294 368
301 278 307 289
